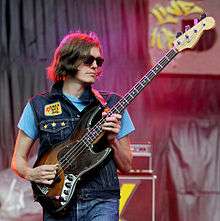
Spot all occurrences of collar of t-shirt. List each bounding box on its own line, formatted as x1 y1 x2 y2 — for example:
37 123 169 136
63 92 87 112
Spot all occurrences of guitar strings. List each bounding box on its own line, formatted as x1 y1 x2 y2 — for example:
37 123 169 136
53 114 110 179
53 97 135 179
52 48 179 180
52 53 174 179
52 69 161 179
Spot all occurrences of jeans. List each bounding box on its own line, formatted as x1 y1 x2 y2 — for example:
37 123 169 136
43 198 119 221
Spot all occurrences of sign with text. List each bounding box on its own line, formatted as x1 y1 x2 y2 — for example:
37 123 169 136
149 0 220 75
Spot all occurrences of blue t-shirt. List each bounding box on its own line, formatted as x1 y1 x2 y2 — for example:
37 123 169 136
18 93 135 140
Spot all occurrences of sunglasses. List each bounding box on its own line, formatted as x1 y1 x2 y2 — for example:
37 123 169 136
82 55 104 67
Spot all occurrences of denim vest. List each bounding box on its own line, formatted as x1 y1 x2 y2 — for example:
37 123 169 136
30 81 120 200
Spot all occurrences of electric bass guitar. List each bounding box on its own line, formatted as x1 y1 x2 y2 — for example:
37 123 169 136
31 16 215 214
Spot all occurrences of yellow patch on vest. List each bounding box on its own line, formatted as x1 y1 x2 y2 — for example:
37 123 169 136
44 102 62 116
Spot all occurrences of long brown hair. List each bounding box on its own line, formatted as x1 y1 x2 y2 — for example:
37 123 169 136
47 32 102 82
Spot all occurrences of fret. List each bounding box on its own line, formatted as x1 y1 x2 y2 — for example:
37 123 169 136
117 101 125 108
120 98 129 106
170 49 177 57
116 101 125 110
166 49 177 60
87 129 96 140
159 60 165 67
166 53 172 60
148 72 155 80
165 55 170 61
80 48 178 147
153 65 161 73
89 131 99 141
124 93 134 103
133 87 140 94
151 69 157 75
129 89 140 99
111 107 118 114
161 60 168 67
112 106 120 113
140 78 147 85
145 76 150 81
162 56 168 62
112 98 129 114
139 81 145 87
86 135 93 143
88 128 100 140
159 59 167 66
130 90 138 97
93 130 100 137
158 63 163 68
167 54 173 60
136 83 143 91
81 138 90 147
94 125 102 134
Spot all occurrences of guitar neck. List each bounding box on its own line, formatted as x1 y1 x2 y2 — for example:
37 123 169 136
82 48 178 144
110 48 178 114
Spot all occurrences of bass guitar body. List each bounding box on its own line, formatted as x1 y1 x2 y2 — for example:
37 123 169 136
31 104 111 214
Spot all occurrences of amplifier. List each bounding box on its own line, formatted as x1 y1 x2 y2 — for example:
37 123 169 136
118 142 156 221
129 142 153 174
119 175 157 221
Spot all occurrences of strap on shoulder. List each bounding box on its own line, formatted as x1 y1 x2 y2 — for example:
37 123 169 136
91 88 110 112
91 88 108 106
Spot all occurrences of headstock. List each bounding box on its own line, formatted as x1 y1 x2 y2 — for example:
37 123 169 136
173 16 216 52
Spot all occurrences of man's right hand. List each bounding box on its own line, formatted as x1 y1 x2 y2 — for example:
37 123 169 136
27 164 58 185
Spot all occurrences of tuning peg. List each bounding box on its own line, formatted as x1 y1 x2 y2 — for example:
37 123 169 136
176 32 182 38
184 25 191 32
200 13 207 21
194 18 199 25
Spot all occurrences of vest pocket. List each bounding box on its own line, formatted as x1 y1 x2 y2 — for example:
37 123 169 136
39 118 73 146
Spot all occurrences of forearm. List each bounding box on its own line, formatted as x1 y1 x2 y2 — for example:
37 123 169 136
11 154 33 180
11 130 35 181
101 112 133 172
110 137 133 173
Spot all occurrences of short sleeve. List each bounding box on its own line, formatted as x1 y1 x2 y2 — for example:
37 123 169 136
117 109 135 140
18 102 39 140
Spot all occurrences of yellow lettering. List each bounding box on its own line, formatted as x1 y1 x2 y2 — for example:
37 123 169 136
177 0 204 16
156 34 163 50
167 1 183 16
150 27 158 48
150 1 205 50
151 4 178 25
150 28 176 50
161 28 175 49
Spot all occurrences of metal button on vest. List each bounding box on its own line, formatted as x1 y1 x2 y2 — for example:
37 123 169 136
51 122 56 127
44 124 48 129
61 122 65 126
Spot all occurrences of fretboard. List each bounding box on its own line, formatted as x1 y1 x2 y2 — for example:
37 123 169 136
81 48 178 145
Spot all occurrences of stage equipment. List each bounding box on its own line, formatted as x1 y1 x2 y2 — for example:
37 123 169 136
119 142 157 221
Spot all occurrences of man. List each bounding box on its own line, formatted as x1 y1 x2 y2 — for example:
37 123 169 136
11 32 135 221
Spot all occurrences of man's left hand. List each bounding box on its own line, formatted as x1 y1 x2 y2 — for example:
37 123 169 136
102 112 121 143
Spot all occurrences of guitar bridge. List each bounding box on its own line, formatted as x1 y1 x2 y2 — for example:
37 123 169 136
36 183 49 195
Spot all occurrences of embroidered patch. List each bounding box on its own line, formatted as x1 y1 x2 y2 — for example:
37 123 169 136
44 102 62 116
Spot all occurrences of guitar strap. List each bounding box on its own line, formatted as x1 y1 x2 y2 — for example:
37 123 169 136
91 88 110 112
